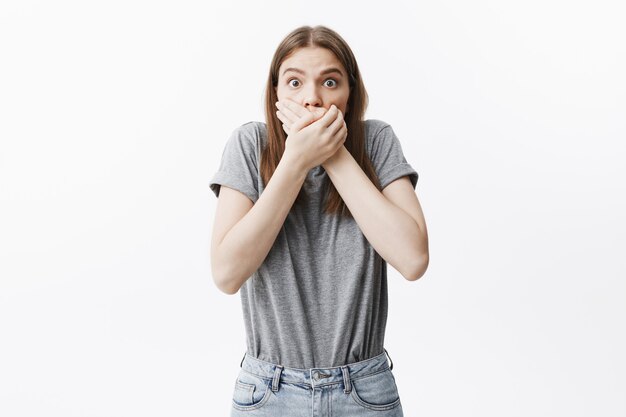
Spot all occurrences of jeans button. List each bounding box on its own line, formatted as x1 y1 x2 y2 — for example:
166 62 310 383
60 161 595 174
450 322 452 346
313 371 319 380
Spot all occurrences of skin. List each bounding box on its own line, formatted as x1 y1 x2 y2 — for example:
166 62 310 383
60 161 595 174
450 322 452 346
212 49 427 296
274 46 351 137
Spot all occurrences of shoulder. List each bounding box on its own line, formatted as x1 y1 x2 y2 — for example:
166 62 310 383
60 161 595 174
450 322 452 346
363 119 395 153
228 121 267 149
232 120 266 139
364 118 392 136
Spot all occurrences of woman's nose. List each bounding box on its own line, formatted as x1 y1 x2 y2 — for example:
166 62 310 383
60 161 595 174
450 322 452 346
302 89 322 109
304 98 322 108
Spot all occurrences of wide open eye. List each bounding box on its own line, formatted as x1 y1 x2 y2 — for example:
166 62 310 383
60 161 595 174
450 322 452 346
287 78 338 88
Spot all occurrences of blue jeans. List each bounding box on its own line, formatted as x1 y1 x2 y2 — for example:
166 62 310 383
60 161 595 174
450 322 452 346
230 348 404 416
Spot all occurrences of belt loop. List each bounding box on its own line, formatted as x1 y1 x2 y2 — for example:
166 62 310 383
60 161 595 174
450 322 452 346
240 352 246 368
271 365 284 392
384 348 394 371
341 366 352 394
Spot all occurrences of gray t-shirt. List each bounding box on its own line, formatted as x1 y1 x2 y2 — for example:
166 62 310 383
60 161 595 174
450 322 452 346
209 119 418 369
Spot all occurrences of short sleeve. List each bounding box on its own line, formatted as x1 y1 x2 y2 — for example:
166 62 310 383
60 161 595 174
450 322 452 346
370 123 419 190
209 123 259 203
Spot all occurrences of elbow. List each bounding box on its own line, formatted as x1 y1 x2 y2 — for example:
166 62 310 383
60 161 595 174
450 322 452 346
211 243 246 295
403 253 429 281
216 279 240 295
211 263 241 295
214 276 240 295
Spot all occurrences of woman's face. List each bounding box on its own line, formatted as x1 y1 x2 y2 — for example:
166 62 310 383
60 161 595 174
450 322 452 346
275 46 350 116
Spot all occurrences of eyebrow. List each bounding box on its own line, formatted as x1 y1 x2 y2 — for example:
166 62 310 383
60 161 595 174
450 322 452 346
282 67 344 77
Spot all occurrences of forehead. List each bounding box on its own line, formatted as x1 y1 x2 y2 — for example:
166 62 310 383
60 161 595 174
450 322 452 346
279 47 345 74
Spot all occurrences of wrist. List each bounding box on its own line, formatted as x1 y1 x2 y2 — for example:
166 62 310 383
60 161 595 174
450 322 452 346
280 151 309 179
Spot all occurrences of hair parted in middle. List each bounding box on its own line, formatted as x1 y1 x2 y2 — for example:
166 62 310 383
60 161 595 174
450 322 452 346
262 25 383 219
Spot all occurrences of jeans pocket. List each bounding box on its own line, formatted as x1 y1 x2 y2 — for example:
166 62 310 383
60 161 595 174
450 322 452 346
232 369 273 411
350 369 402 411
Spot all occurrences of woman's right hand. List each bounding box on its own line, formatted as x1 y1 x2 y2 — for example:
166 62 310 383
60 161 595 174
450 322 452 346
278 102 347 173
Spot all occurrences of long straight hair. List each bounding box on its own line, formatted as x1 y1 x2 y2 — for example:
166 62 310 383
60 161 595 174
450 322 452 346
262 25 381 219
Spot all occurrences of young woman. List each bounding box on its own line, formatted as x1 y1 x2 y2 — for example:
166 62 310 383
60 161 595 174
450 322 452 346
210 25 429 416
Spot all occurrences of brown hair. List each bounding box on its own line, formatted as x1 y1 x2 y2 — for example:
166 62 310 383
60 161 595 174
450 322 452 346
262 25 381 219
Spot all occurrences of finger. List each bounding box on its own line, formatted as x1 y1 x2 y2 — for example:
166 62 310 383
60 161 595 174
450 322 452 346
292 110 316 130
328 110 346 138
278 103 301 125
275 100 297 124
276 106 296 127
332 122 347 147
296 101 326 120
280 98 309 121
315 104 340 129
276 110 293 130
311 106 327 120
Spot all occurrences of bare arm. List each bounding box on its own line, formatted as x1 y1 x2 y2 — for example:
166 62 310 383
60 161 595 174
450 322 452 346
212 155 307 294
324 147 428 281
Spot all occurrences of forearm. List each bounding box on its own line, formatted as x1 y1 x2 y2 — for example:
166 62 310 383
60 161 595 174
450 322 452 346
216 156 307 294
324 147 427 280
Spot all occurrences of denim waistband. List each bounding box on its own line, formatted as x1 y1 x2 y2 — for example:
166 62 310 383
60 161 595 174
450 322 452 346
238 348 394 391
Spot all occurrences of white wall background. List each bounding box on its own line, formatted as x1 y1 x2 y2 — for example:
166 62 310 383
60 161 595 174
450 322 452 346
1 0 624 416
